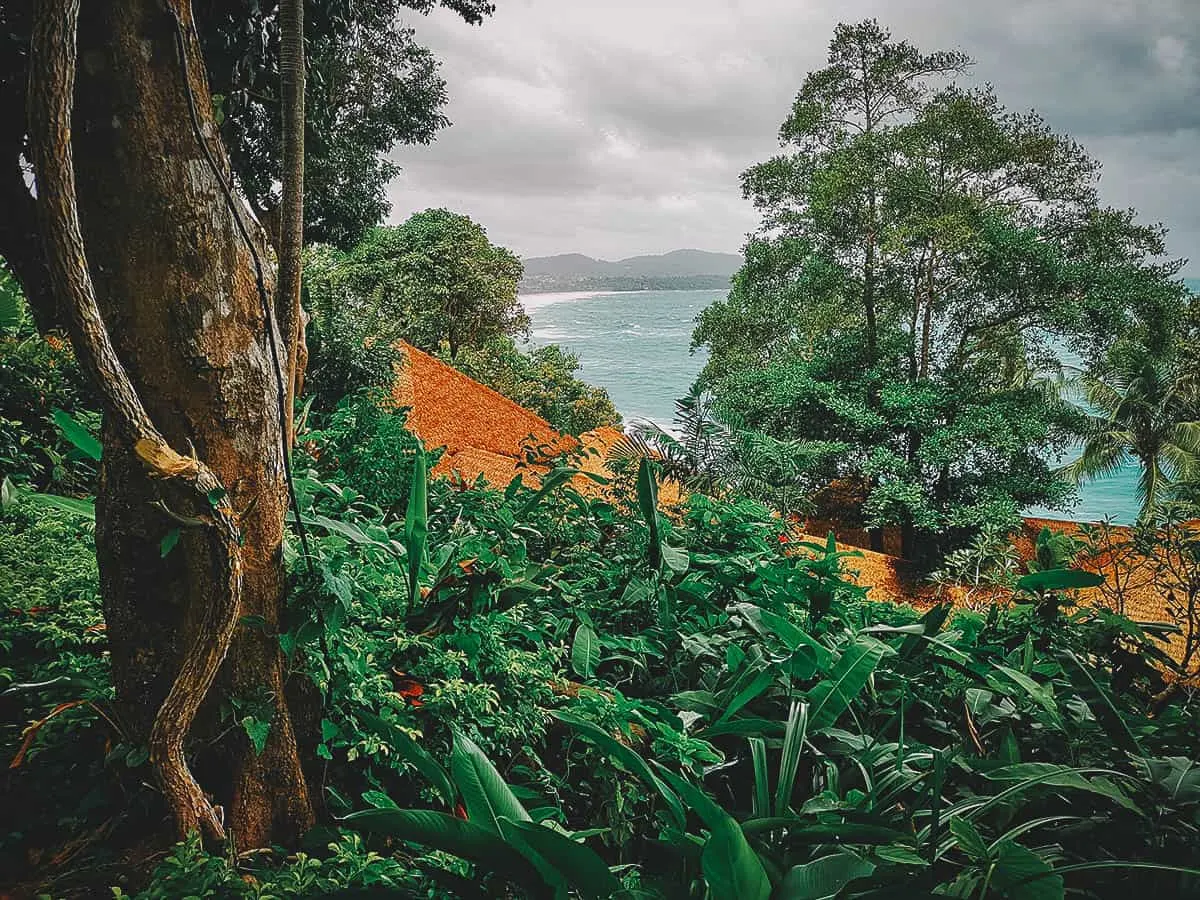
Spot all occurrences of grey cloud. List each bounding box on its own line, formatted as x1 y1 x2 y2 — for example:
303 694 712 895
385 0 1200 270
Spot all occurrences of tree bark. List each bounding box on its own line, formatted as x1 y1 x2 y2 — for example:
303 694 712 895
0 153 63 333
35 0 312 846
278 0 306 443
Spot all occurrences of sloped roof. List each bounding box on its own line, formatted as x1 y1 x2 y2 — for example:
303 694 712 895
393 343 576 476
392 342 619 495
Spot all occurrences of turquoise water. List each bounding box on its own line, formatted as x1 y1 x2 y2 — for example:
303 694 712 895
523 281 1200 526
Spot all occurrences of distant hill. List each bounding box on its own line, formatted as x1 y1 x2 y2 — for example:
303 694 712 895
520 249 742 293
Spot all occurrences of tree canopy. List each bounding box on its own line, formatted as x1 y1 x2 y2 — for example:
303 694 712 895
694 19 1194 559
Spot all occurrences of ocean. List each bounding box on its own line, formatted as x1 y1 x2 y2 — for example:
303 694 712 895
522 281 1200 526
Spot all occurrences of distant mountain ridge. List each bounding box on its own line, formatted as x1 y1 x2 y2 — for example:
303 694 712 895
520 249 742 293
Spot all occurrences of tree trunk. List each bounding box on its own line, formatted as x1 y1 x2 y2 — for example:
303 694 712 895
0 155 63 333
278 0 306 444
64 0 312 846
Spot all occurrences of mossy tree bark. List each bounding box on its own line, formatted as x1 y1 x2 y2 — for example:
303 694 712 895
30 0 313 846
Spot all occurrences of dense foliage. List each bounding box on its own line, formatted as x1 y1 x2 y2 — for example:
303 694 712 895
693 21 1197 561
304 212 620 433
4 391 1200 897
5 13 1200 900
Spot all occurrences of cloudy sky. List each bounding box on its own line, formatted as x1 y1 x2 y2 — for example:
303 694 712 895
385 0 1200 271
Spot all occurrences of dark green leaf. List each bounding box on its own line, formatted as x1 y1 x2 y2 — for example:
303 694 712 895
51 408 101 461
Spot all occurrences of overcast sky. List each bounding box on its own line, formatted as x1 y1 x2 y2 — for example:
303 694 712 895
384 0 1200 271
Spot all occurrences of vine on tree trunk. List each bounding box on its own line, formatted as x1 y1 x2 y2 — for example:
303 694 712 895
28 0 243 842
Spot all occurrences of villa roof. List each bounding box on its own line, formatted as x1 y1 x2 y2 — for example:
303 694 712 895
391 342 614 494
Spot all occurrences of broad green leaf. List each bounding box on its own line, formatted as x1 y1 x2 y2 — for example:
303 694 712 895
732 603 831 668
662 540 690 574
989 840 1063 900
979 763 1140 814
1056 649 1143 757
240 716 271 756
0 475 16 511
655 768 770 900
405 445 428 603
450 729 530 835
361 790 399 809
717 667 775 724
948 818 989 862
572 622 601 678
343 808 535 884
51 408 102 461
159 528 181 557
23 491 96 519
636 457 661 568
991 665 1061 726
1016 568 1104 594
775 852 875 900
900 602 953 658
358 710 456 808
499 818 624 900
553 710 685 828
807 639 885 731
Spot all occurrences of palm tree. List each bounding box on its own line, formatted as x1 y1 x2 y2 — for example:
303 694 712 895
1062 344 1200 523
608 383 843 513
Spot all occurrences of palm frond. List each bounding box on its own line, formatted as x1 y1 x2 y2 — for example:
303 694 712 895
1059 435 1127 485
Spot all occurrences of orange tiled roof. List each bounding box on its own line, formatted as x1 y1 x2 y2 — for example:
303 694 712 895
393 342 617 494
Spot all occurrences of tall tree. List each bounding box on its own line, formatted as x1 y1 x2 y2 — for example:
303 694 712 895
0 0 496 331
313 210 528 359
740 20 969 359
696 20 1191 560
28 0 312 844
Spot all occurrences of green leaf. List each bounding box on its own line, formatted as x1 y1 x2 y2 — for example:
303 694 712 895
775 852 875 900
358 710 456 809
571 622 601 678
552 710 685 828
405 445 429 604
733 603 832 668
948 818 989 862
159 528 181 558
515 466 587 516
1056 649 1143 757
774 700 808 815
989 840 1063 900
991 665 1061 725
875 844 929 866
51 408 102 461
662 540 690 574
343 808 536 885
636 458 661 568
717 667 775 724
362 790 399 810
807 639 885 731
499 818 624 900
240 716 271 756
655 768 771 900
450 729 530 835
23 491 95 519
0 277 21 331
1016 568 1104 594
900 602 953 658
0 475 17 511
749 737 769 818
979 763 1140 814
